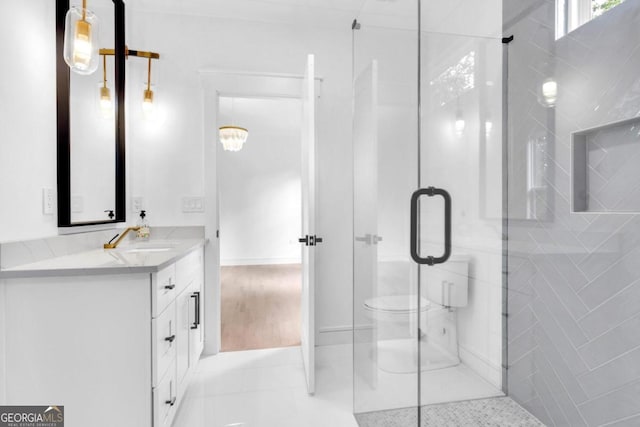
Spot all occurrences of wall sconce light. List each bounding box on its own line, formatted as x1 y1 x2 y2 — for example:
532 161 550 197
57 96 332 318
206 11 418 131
98 47 160 118
142 57 155 118
63 0 99 75
538 77 558 108
99 54 112 115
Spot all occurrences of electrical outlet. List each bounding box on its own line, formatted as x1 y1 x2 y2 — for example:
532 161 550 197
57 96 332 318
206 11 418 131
132 196 145 212
182 197 205 213
43 188 55 215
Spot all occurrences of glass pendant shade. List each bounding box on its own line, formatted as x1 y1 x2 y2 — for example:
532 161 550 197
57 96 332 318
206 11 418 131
99 86 112 114
142 89 154 116
63 6 99 75
219 126 249 152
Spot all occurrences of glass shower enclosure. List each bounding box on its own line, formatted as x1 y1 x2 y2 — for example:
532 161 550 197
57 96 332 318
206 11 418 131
353 0 505 422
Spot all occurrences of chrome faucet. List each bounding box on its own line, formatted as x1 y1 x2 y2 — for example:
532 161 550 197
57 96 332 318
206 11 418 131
104 227 141 249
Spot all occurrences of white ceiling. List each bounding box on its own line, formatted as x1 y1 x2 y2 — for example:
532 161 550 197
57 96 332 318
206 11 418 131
126 0 501 36
127 0 370 28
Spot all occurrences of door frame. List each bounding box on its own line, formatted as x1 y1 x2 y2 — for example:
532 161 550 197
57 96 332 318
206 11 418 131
200 69 322 355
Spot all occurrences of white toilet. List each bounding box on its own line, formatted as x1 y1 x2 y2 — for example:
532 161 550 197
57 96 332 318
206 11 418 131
364 255 469 374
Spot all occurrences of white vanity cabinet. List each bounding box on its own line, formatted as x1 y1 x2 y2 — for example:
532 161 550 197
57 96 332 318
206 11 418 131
0 243 205 427
154 247 204 427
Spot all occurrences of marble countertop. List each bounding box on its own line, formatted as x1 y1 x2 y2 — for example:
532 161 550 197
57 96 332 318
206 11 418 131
0 239 206 279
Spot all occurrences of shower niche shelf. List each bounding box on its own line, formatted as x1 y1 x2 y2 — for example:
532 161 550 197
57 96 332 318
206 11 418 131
572 116 640 213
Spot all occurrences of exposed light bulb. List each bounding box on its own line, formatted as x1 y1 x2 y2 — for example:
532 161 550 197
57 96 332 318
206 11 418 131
99 86 112 116
73 21 92 68
142 89 155 118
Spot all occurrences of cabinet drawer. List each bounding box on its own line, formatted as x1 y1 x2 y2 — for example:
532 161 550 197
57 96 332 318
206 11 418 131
176 248 203 292
152 300 177 387
153 361 177 427
152 264 176 317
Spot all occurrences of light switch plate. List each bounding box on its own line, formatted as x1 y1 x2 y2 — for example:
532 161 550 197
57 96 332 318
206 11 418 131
182 197 205 213
43 188 55 215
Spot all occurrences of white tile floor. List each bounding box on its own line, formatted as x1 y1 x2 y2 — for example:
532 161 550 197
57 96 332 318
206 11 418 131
173 344 359 427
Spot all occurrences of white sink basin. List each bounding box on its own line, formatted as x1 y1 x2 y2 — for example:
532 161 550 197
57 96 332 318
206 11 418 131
116 243 179 253
120 247 173 253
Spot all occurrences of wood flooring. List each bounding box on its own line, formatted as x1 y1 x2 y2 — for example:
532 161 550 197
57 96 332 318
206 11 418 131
221 264 302 352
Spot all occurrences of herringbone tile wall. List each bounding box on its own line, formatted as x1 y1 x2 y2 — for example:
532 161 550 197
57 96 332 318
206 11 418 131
505 1 640 426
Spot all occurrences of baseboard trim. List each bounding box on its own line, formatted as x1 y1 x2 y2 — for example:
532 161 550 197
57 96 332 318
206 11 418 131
318 325 353 346
316 324 375 346
459 344 502 388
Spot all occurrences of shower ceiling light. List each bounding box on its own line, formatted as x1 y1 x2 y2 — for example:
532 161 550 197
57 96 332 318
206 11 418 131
63 0 99 75
219 126 249 152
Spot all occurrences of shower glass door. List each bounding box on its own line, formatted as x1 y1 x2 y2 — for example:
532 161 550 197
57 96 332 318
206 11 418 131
354 0 505 423
418 0 504 413
353 12 419 416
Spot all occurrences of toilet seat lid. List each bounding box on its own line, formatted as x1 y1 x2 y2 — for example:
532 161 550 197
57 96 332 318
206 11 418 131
364 295 430 313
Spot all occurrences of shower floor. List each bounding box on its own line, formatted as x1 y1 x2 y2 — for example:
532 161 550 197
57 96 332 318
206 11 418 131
355 397 545 427
377 338 460 374
355 361 504 413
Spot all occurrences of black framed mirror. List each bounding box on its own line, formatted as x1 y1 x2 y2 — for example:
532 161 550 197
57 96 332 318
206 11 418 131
56 0 126 227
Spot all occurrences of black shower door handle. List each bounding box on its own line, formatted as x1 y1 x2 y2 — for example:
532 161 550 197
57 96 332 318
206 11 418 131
410 187 451 265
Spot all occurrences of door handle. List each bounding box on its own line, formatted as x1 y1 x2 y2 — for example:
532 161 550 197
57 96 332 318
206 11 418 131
355 234 382 245
190 291 200 330
165 334 176 343
410 187 451 265
299 235 323 246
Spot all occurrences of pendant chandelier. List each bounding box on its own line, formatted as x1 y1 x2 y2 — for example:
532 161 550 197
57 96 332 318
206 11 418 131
219 99 248 152
219 126 249 152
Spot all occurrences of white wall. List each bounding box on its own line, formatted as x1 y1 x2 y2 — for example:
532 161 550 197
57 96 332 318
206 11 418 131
0 2 354 346
218 97 302 266
127 11 354 344
0 1 57 242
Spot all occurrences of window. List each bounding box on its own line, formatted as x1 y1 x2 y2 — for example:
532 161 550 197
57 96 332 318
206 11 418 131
556 0 626 38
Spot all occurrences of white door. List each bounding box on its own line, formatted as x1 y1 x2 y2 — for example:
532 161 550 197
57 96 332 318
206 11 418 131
300 54 317 395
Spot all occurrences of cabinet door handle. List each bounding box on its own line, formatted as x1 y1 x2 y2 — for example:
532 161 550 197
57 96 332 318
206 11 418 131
164 283 175 290
165 334 176 343
190 291 201 329
165 380 176 406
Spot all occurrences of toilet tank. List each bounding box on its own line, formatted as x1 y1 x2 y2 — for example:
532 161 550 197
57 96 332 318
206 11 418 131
421 254 469 307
